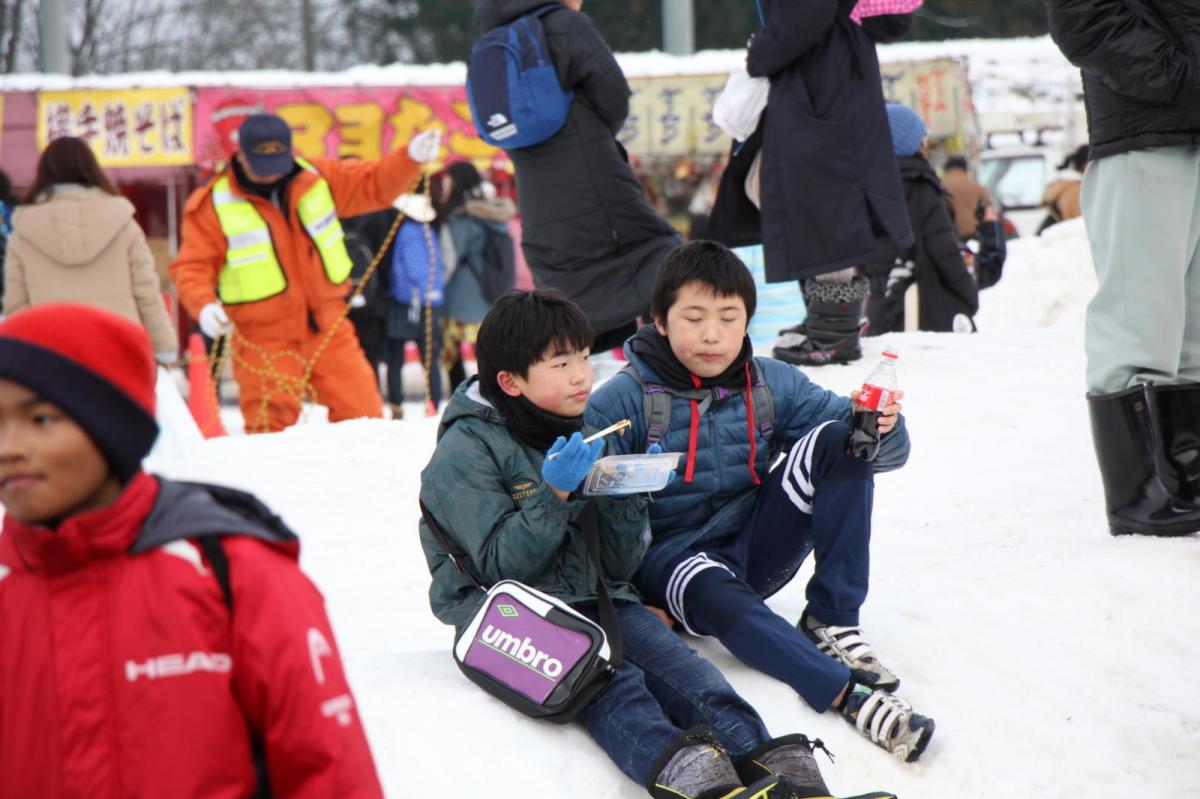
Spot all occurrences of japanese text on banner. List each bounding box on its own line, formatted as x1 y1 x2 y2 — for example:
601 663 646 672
37 88 194 167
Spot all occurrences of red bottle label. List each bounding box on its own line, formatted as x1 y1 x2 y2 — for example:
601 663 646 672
859 383 891 412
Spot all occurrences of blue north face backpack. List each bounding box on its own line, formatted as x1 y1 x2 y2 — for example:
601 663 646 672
467 5 574 149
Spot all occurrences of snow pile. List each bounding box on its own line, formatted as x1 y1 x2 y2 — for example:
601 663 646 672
144 224 1200 798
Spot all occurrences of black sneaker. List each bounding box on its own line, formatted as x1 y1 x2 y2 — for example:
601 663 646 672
839 684 935 763
800 610 899 692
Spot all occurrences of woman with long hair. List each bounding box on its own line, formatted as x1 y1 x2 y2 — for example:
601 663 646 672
3 137 177 360
438 161 516 390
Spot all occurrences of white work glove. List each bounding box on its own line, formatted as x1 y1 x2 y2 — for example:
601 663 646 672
198 301 233 338
407 129 442 163
349 293 367 309
154 350 178 366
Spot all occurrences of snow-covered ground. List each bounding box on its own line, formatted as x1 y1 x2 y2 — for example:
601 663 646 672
144 219 1200 798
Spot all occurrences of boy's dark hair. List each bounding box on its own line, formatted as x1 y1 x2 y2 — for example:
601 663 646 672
650 240 757 323
476 289 594 402
943 155 969 172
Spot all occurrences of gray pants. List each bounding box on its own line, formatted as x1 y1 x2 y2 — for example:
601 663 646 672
1081 146 1200 393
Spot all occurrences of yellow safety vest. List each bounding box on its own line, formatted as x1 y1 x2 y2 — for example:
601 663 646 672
212 158 354 304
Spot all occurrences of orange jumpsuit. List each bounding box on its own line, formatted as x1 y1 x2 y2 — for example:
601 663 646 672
171 152 421 432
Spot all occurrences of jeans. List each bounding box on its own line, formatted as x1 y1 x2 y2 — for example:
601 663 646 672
579 602 770 787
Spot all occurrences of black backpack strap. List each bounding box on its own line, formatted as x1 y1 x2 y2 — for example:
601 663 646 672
197 536 234 610
191 534 271 799
578 501 623 667
420 500 488 590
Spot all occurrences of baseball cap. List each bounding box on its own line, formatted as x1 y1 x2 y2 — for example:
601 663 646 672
238 113 294 177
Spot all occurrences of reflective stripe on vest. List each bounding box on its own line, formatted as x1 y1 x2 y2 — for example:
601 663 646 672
211 159 353 304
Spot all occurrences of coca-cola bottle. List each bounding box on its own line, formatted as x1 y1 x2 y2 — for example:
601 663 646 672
847 351 899 461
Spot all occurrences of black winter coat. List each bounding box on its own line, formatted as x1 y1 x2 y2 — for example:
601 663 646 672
719 0 913 283
1045 0 1200 159
473 0 680 337
864 156 978 334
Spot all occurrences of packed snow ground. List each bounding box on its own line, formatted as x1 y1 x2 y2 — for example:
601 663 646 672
143 219 1200 798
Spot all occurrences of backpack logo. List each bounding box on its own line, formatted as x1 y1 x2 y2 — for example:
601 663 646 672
498 604 520 618
467 6 575 150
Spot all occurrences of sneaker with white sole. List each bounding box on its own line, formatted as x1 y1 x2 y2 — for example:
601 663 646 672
799 610 900 692
839 683 935 763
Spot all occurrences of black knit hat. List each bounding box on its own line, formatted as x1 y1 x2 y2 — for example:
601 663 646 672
0 303 159 482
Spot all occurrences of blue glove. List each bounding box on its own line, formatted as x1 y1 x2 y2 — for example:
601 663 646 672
647 442 678 486
542 432 605 493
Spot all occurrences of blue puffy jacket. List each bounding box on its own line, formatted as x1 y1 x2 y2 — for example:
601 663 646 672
585 343 909 591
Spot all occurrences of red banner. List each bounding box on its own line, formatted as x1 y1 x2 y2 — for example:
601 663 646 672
193 87 500 170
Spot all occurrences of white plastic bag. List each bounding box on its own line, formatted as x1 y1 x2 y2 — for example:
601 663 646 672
712 66 769 142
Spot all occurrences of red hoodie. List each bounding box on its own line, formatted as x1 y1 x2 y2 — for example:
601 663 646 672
0 472 383 798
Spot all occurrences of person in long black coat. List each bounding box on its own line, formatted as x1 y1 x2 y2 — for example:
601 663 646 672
472 0 681 351
1045 0 1200 537
709 3 915 366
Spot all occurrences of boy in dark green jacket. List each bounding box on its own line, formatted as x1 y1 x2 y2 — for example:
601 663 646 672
419 290 890 799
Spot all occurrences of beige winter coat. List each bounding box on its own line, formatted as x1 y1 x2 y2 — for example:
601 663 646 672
3 186 177 355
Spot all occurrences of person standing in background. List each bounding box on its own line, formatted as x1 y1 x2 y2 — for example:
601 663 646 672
471 0 682 352
2 137 177 363
1037 145 1088 235
1045 0 1200 537
439 161 517 392
709 0 916 366
940 156 993 242
170 113 440 432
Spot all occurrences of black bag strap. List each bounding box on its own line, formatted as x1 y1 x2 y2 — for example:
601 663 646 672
191 535 272 799
420 499 623 666
578 501 623 666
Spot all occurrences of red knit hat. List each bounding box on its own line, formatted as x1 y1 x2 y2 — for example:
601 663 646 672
0 303 158 481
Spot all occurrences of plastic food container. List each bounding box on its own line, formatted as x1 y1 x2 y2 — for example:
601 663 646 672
582 453 683 496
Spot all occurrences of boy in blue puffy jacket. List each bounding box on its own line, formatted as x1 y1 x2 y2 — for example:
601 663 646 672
587 241 935 763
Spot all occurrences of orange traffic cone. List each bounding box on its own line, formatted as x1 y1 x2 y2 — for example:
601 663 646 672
187 333 227 438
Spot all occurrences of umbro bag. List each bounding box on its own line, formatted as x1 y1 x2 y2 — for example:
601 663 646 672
421 501 622 723
467 5 574 149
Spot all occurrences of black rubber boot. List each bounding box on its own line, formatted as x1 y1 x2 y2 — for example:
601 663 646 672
773 278 867 367
648 727 791 799
1087 385 1200 536
1150 384 1200 505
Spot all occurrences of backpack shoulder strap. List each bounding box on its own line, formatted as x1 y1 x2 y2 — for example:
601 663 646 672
197 536 234 610
749 360 776 449
618 363 673 448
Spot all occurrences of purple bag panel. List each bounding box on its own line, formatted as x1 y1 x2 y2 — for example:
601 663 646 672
462 591 594 704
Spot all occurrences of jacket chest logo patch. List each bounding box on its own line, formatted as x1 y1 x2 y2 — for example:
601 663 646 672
511 480 536 502
125 651 232 682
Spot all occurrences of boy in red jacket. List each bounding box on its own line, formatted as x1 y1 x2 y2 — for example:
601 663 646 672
0 303 383 798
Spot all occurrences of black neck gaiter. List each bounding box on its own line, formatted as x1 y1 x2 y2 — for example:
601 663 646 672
482 386 584 453
628 324 753 391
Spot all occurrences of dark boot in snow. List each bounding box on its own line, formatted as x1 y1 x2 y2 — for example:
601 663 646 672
1149 383 1200 505
773 278 868 367
732 734 897 798
649 727 792 799
1088 385 1200 536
